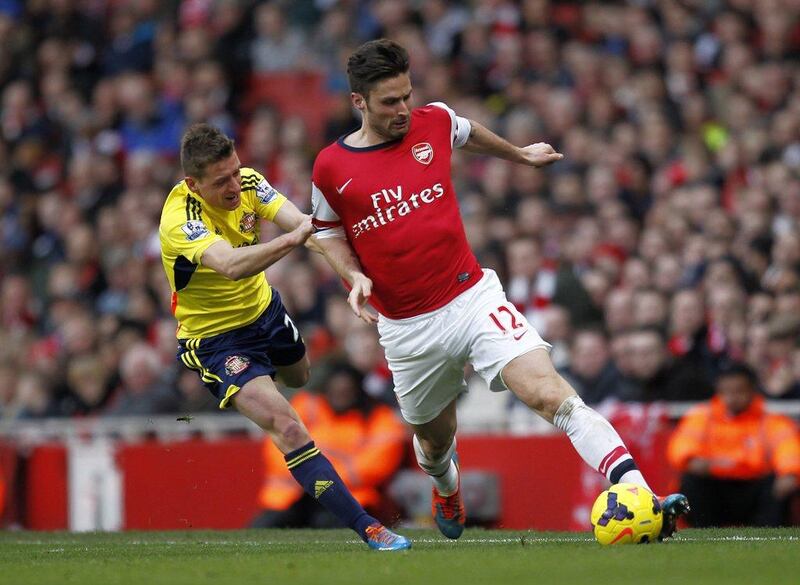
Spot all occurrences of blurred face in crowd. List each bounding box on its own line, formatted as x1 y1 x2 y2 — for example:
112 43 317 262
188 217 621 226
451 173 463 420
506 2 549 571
670 289 705 335
775 290 800 316
708 285 745 325
627 330 667 380
345 325 382 372
746 291 773 323
542 305 571 341
605 288 635 334
623 257 652 290
506 238 542 279
186 151 242 211
325 371 361 414
772 230 800 267
634 289 668 328
571 331 610 379
653 254 682 293
355 73 413 142
716 373 755 416
120 345 161 393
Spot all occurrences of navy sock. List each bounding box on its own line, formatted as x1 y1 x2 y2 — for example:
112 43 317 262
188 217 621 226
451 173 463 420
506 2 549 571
285 441 377 541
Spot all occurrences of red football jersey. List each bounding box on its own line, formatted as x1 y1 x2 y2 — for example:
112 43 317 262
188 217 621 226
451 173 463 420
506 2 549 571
311 103 483 319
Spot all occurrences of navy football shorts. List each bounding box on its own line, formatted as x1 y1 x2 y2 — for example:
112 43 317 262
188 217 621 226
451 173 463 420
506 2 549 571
176 289 306 408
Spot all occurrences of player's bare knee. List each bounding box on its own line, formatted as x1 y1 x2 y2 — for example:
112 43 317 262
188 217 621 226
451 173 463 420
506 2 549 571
516 372 571 416
420 437 453 461
276 418 310 448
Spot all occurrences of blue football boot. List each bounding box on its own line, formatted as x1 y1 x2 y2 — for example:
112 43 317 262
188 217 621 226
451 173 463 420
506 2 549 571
365 523 412 551
432 457 465 540
658 493 690 540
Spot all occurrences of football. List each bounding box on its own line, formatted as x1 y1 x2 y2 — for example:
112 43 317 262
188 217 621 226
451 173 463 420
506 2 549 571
590 483 663 545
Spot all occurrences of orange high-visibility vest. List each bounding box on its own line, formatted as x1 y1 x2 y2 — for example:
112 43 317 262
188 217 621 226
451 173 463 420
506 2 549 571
258 392 407 510
667 394 800 480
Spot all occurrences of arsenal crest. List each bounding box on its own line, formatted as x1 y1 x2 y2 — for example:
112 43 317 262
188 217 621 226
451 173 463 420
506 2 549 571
225 355 250 376
239 212 256 233
412 142 433 165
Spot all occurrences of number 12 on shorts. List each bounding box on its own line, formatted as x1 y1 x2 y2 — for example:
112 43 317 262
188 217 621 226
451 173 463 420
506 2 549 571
489 305 528 341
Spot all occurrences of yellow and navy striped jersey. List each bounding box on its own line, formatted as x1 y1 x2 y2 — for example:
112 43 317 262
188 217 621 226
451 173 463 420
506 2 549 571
159 167 287 339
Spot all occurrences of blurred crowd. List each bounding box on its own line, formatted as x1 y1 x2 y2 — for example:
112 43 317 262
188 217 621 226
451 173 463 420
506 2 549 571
1 0 800 425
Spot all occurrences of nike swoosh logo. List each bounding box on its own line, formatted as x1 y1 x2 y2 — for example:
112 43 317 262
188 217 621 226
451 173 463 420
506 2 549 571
513 330 529 341
336 178 353 194
610 527 634 544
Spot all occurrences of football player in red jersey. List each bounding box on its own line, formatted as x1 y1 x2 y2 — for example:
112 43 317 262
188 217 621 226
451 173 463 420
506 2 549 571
311 39 688 540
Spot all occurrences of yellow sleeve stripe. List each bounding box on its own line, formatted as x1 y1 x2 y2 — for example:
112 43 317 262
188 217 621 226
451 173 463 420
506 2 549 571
286 447 321 469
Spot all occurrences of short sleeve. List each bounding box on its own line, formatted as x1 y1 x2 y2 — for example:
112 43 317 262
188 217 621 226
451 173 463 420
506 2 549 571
428 101 471 148
310 163 345 239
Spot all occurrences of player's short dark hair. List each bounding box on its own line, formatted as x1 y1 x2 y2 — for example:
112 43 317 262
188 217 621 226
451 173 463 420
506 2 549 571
714 361 758 388
347 39 410 97
180 123 235 178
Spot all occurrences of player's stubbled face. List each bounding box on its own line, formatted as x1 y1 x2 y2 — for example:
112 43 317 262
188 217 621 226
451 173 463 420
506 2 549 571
365 73 413 141
192 152 242 211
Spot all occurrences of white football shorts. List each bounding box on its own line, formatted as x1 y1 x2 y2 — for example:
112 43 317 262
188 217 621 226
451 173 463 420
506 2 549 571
377 269 551 425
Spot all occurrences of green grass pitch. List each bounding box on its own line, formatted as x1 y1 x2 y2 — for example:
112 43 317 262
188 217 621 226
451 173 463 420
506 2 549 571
1 528 798 585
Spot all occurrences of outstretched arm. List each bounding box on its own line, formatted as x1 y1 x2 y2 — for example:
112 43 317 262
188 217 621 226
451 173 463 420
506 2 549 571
200 215 314 280
461 119 564 167
271 199 323 254
313 236 377 324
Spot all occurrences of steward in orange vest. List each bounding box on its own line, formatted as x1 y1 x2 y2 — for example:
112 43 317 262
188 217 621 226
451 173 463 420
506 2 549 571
667 362 800 526
252 363 407 527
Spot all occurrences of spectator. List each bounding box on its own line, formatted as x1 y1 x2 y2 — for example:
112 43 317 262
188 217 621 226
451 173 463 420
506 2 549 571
539 305 571 369
14 371 57 419
668 363 800 527
0 360 19 420
104 343 178 416
252 362 406 528
560 328 635 405
60 354 114 417
633 288 669 329
344 324 394 405
763 315 800 400
668 289 707 358
250 2 309 73
604 287 635 336
619 327 712 402
116 73 184 156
